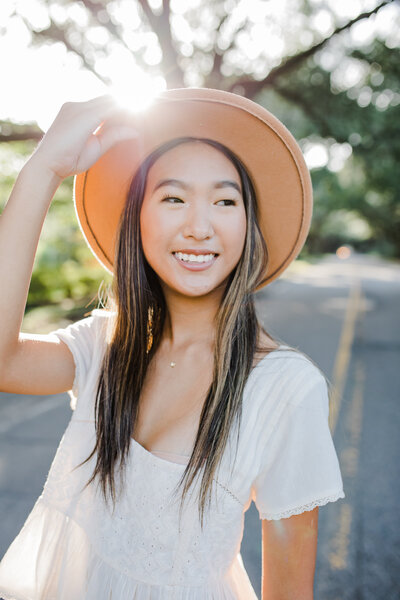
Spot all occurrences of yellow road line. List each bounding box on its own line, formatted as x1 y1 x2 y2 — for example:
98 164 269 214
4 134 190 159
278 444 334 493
341 359 365 478
329 278 362 435
329 359 365 570
329 503 353 570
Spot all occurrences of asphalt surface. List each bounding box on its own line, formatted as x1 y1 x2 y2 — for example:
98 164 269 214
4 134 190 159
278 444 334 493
0 252 399 599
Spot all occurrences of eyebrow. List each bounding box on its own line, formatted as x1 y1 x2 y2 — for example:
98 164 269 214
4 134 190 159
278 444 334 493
152 178 242 194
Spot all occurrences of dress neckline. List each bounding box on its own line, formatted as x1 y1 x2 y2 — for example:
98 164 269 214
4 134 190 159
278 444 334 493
130 437 190 469
130 344 289 469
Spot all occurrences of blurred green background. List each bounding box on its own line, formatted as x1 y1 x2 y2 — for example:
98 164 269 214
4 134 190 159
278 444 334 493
0 0 398 332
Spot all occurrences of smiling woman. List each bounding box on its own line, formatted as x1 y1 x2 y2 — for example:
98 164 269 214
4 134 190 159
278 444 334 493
0 88 345 600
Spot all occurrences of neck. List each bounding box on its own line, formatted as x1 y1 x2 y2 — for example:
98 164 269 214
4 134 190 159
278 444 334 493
161 286 224 350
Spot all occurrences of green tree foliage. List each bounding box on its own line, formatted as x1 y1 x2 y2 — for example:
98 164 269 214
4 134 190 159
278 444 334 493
0 142 112 320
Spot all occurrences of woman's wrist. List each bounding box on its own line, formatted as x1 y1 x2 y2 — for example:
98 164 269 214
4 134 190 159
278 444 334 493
21 154 63 196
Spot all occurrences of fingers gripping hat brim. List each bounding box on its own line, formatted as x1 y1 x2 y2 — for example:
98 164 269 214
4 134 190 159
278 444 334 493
74 87 313 289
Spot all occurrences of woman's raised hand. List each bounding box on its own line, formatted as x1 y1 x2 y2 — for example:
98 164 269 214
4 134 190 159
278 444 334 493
30 95 138 181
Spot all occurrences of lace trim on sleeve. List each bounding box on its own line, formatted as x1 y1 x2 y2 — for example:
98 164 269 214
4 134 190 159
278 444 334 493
258 490 345 520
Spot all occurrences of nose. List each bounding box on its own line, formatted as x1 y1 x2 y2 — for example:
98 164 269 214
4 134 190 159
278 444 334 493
182 203 214 240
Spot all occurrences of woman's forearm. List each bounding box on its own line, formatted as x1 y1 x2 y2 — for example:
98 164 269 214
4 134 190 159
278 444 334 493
0 158 61 358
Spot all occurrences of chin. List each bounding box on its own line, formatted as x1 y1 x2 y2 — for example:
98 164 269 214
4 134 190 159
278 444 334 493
163 278 226 298
177 286 218 298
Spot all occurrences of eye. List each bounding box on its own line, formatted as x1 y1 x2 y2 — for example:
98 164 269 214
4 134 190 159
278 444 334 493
160 194 184 204
215 199 237 206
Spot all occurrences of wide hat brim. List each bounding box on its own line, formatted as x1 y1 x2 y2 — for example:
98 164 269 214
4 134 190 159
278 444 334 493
74 87 313 289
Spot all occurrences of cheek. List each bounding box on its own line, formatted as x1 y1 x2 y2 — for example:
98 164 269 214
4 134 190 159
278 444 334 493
139 206 163 264
226 210 247 260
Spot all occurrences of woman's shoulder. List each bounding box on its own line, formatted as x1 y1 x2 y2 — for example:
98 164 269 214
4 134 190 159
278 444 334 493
50 308 116 355
89 307 116 337
90 307 116 323
255 334 324 370
91 308 117 327
246 346 330 448
253 332 321 374
252 343 328 399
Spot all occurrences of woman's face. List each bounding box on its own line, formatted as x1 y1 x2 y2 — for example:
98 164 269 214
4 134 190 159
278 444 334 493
140 141 247 298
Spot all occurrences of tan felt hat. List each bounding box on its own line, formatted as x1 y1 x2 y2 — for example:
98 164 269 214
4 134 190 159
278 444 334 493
74 87 313 288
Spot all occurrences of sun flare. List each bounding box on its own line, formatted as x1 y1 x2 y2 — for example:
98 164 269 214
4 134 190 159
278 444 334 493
110 76 166 113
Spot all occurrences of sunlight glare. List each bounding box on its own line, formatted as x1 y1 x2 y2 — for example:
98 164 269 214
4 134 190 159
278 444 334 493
110 75 166 113
303 142 329 169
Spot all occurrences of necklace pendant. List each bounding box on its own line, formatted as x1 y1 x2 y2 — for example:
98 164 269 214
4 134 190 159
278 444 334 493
170 361 176 368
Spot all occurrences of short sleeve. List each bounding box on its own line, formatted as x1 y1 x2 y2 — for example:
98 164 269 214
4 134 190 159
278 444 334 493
49 309 109 409
252 369 345 520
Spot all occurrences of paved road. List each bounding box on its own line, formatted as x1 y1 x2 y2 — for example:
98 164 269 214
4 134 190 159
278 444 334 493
0 253 399 599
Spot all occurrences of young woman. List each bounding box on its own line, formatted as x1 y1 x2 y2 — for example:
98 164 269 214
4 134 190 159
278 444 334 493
0 88 345 599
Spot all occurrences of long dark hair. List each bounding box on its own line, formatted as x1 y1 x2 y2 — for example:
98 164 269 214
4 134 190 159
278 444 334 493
79 137 285 528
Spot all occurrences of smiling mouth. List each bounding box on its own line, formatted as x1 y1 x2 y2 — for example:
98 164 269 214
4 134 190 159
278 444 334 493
172 251 218 264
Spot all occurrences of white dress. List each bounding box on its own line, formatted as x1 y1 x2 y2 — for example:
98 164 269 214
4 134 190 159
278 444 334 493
0 309 345 599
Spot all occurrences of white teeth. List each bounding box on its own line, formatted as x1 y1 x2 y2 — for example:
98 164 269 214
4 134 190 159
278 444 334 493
174 252 215 264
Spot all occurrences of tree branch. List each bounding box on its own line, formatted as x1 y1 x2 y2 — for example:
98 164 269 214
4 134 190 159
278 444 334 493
0 123 43 143
229 0 395 98
205 14 249 88
80 0 123 41
274 85 337 140
208 9 231 85
137 0 158 30
79 0 151 72
137 0 184 87
31 19 110 85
